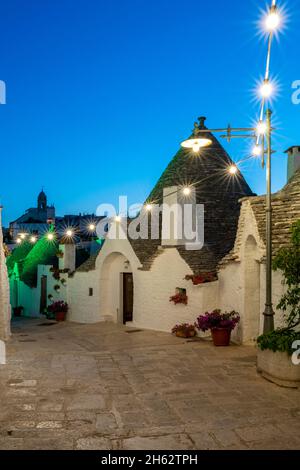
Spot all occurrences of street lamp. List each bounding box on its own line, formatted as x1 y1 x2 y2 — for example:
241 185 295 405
265 4 281 32
181 117 213 153
178 0 283 334
181 114 275 333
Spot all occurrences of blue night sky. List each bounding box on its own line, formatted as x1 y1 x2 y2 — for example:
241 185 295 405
0 0 299 226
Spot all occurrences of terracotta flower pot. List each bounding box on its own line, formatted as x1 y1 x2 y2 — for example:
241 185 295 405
55 311 66 322
211 327 231 346
176 330 196 338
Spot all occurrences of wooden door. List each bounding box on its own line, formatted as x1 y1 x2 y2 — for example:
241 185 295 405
123 273 133 324
40 275 47 313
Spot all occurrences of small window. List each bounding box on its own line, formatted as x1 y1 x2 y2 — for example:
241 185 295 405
176 287 186 296
89 288 93 296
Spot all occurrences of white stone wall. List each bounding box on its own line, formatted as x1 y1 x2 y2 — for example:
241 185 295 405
59 244 75 272
67 237 220 335
218 262 244 342
10 264 69 318
132 248 218 333
0 207 11 341
67 270 101 323
13 280 40 317
219 200 287 343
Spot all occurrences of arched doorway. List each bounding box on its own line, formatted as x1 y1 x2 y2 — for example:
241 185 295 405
243 235 260 342
100 252 134 324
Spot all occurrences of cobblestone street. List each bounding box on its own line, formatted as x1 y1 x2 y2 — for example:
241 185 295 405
0 318 299 450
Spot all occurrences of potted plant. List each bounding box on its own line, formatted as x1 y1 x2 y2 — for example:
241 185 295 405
185 273 218 285
172 323 196 338
169 288 188 305
257 329 300 387
257 221 300 388
195 309 240 346
13 306 24 317
47 301 68 322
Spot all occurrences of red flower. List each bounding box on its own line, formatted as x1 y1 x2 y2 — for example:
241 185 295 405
169 293 188 305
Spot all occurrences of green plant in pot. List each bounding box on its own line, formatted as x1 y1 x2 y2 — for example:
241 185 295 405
47 301 68 322
195 309 240 346
257 220 300 387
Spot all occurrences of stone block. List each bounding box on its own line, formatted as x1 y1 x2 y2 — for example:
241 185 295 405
76 437 111 450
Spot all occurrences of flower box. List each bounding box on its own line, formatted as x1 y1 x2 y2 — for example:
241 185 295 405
257 349 300 388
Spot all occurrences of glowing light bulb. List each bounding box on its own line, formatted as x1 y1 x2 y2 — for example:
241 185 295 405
228 165 238 175
256 121 268 136
145 204 152 212
47 233 54 241
89 224 96 231
16 238 22 244
115 215 121 223
252 145 263 157
265 10 281 31
66 229 73 237
192 141 201 153
260 80 273 98
182 137 212 150
20 233 26 240
30 236 37 243
183 187 191 196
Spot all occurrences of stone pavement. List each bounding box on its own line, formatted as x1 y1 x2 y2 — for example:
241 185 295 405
0 318 299 450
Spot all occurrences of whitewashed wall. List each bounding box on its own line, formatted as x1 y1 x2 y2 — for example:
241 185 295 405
67 270 100 323
132 248 218 333
219 200 286 343
0 207 11 341
67 241 220 334
11 264 69 318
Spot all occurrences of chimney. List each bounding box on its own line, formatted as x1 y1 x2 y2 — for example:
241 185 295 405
285 146 300 182
59 243 76 272
161 186 197 246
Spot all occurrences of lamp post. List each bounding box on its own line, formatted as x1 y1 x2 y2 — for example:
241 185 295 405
179 0 284 334
263 109 275 332
181 114 275 333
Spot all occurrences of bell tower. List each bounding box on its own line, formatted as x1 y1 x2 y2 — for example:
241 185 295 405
37 190 47 211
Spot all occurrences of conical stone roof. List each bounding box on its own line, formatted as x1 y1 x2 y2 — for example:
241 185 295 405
246 167 300 256
128 117 255 274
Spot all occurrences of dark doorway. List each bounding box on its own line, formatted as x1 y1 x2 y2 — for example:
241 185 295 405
123 273 133 324
40 275 47 313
